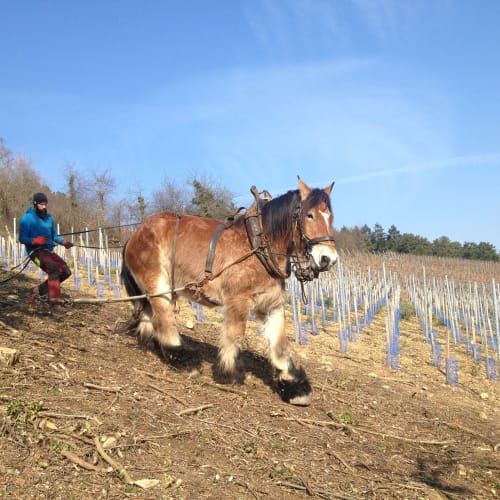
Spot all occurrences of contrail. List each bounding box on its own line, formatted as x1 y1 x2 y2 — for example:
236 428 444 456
336 154 500 184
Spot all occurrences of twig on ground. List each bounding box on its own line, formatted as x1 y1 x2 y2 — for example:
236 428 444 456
98 393 120 417
84 382 122 393
148 382 187 406
55 432 95 445
234 481 260 499
39 411 91 420
94 436 134 484
276 479 353 499
285 416 452 446
177 404 213 416
200 380 248 397
327 450 354 472
437 419 496 449
61 450 105 472
134 367 176 383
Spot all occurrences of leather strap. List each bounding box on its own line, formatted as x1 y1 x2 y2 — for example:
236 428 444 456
205 222 226 274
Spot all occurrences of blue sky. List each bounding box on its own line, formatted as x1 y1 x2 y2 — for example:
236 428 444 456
2 1 500 250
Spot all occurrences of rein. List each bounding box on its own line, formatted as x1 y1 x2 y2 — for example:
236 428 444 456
0 251 36 284
245 186 335 284
291 203 336 283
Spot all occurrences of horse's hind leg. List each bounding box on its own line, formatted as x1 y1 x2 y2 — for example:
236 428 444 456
147 295 200 368
149 296 182 349
262 306 312 406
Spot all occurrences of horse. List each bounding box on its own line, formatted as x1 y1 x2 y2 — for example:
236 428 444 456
120 177 338 405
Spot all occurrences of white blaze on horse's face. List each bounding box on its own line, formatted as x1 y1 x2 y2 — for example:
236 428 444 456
308 206 338 271
297 176 338 272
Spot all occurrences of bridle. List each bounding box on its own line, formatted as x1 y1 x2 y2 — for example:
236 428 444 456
245 187 335 283
290 202 336 282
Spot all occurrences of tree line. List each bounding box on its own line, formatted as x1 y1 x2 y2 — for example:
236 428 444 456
0 138 236 245
335 224 499 262
1 137 498 261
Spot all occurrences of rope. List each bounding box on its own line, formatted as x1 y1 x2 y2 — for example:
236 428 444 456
68 287 186 305
59 221 142 237
0 252 36 284
68 248 259 306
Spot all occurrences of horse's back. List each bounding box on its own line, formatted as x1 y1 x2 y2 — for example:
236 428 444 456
124 212 249 291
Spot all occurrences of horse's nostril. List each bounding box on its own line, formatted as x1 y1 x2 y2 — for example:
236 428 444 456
320 255 331 268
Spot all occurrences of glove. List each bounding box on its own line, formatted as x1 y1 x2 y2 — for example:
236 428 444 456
62 240 74 249
32 236 47 245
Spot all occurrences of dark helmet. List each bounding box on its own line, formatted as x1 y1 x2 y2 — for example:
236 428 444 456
33 192 48 205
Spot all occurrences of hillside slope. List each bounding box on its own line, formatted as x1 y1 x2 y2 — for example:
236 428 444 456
1 271 499 499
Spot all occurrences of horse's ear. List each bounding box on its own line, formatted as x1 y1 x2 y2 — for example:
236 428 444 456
324 181 335 196
297 176 311 200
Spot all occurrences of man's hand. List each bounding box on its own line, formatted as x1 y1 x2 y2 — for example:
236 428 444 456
62 240 74 249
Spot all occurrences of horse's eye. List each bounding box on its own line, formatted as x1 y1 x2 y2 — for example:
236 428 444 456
307 212 314 220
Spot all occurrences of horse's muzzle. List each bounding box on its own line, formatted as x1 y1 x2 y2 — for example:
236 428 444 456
311 246 338 273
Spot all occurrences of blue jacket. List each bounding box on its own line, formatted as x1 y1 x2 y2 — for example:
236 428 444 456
19 206 64 254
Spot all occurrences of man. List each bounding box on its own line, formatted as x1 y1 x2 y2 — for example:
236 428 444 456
18 192 74 316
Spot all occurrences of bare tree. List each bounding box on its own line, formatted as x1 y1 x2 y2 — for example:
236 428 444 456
150 177 192 214
90 168 116 227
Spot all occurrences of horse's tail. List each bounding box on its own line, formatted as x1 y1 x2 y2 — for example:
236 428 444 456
117 240 152 338
121 240 143 298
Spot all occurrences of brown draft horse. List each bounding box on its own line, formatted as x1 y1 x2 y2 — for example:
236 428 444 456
121 177 337 405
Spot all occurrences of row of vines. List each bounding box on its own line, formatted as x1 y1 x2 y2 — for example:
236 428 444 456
2 226 499 388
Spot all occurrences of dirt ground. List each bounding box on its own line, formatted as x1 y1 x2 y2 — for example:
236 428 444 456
0 271 499 500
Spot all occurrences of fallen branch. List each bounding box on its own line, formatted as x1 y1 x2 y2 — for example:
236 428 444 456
201 381 248 397
276 479 353 500
148 383 187 406
39 411 91 420
61 450 105 472
437 419 496 449
98 393 120 417
327 450 354 472
285 416 452 446
84 382 122 393
54 432 95 445
94 436 134 484
134 367 176 383
177 404 213 416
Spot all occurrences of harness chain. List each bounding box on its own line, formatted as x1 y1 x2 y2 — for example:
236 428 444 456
170 214 181 310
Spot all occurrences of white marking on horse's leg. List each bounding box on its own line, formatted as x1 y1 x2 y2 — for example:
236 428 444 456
262 305 312 405
262 307 292 374
137 306 155 341
218 337 239 374
218 302 248 376
150 296 182 348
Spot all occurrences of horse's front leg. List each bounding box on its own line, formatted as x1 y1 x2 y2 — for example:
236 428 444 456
214 300 249 384
263 307 312 406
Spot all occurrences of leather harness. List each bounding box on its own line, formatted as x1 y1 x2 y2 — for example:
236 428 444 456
170 185 335 303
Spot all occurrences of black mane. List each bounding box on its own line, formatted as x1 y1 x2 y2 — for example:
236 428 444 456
260 187 331 243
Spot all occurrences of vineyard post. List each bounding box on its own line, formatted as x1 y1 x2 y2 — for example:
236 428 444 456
492 278 500 367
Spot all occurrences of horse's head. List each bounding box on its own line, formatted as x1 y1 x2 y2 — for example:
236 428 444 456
293 177 338 279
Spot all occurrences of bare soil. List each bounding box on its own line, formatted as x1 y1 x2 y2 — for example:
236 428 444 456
0 271 499 499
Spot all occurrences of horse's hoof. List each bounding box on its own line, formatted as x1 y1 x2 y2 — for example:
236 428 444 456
213 363 245 385
289 393 311 406
276 366 312 405
161 344 200 370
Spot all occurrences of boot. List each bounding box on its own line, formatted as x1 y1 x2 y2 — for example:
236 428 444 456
49 301 68 317
26 286 40 304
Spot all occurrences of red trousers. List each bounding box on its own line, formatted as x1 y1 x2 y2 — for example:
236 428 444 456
30 250 71 300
